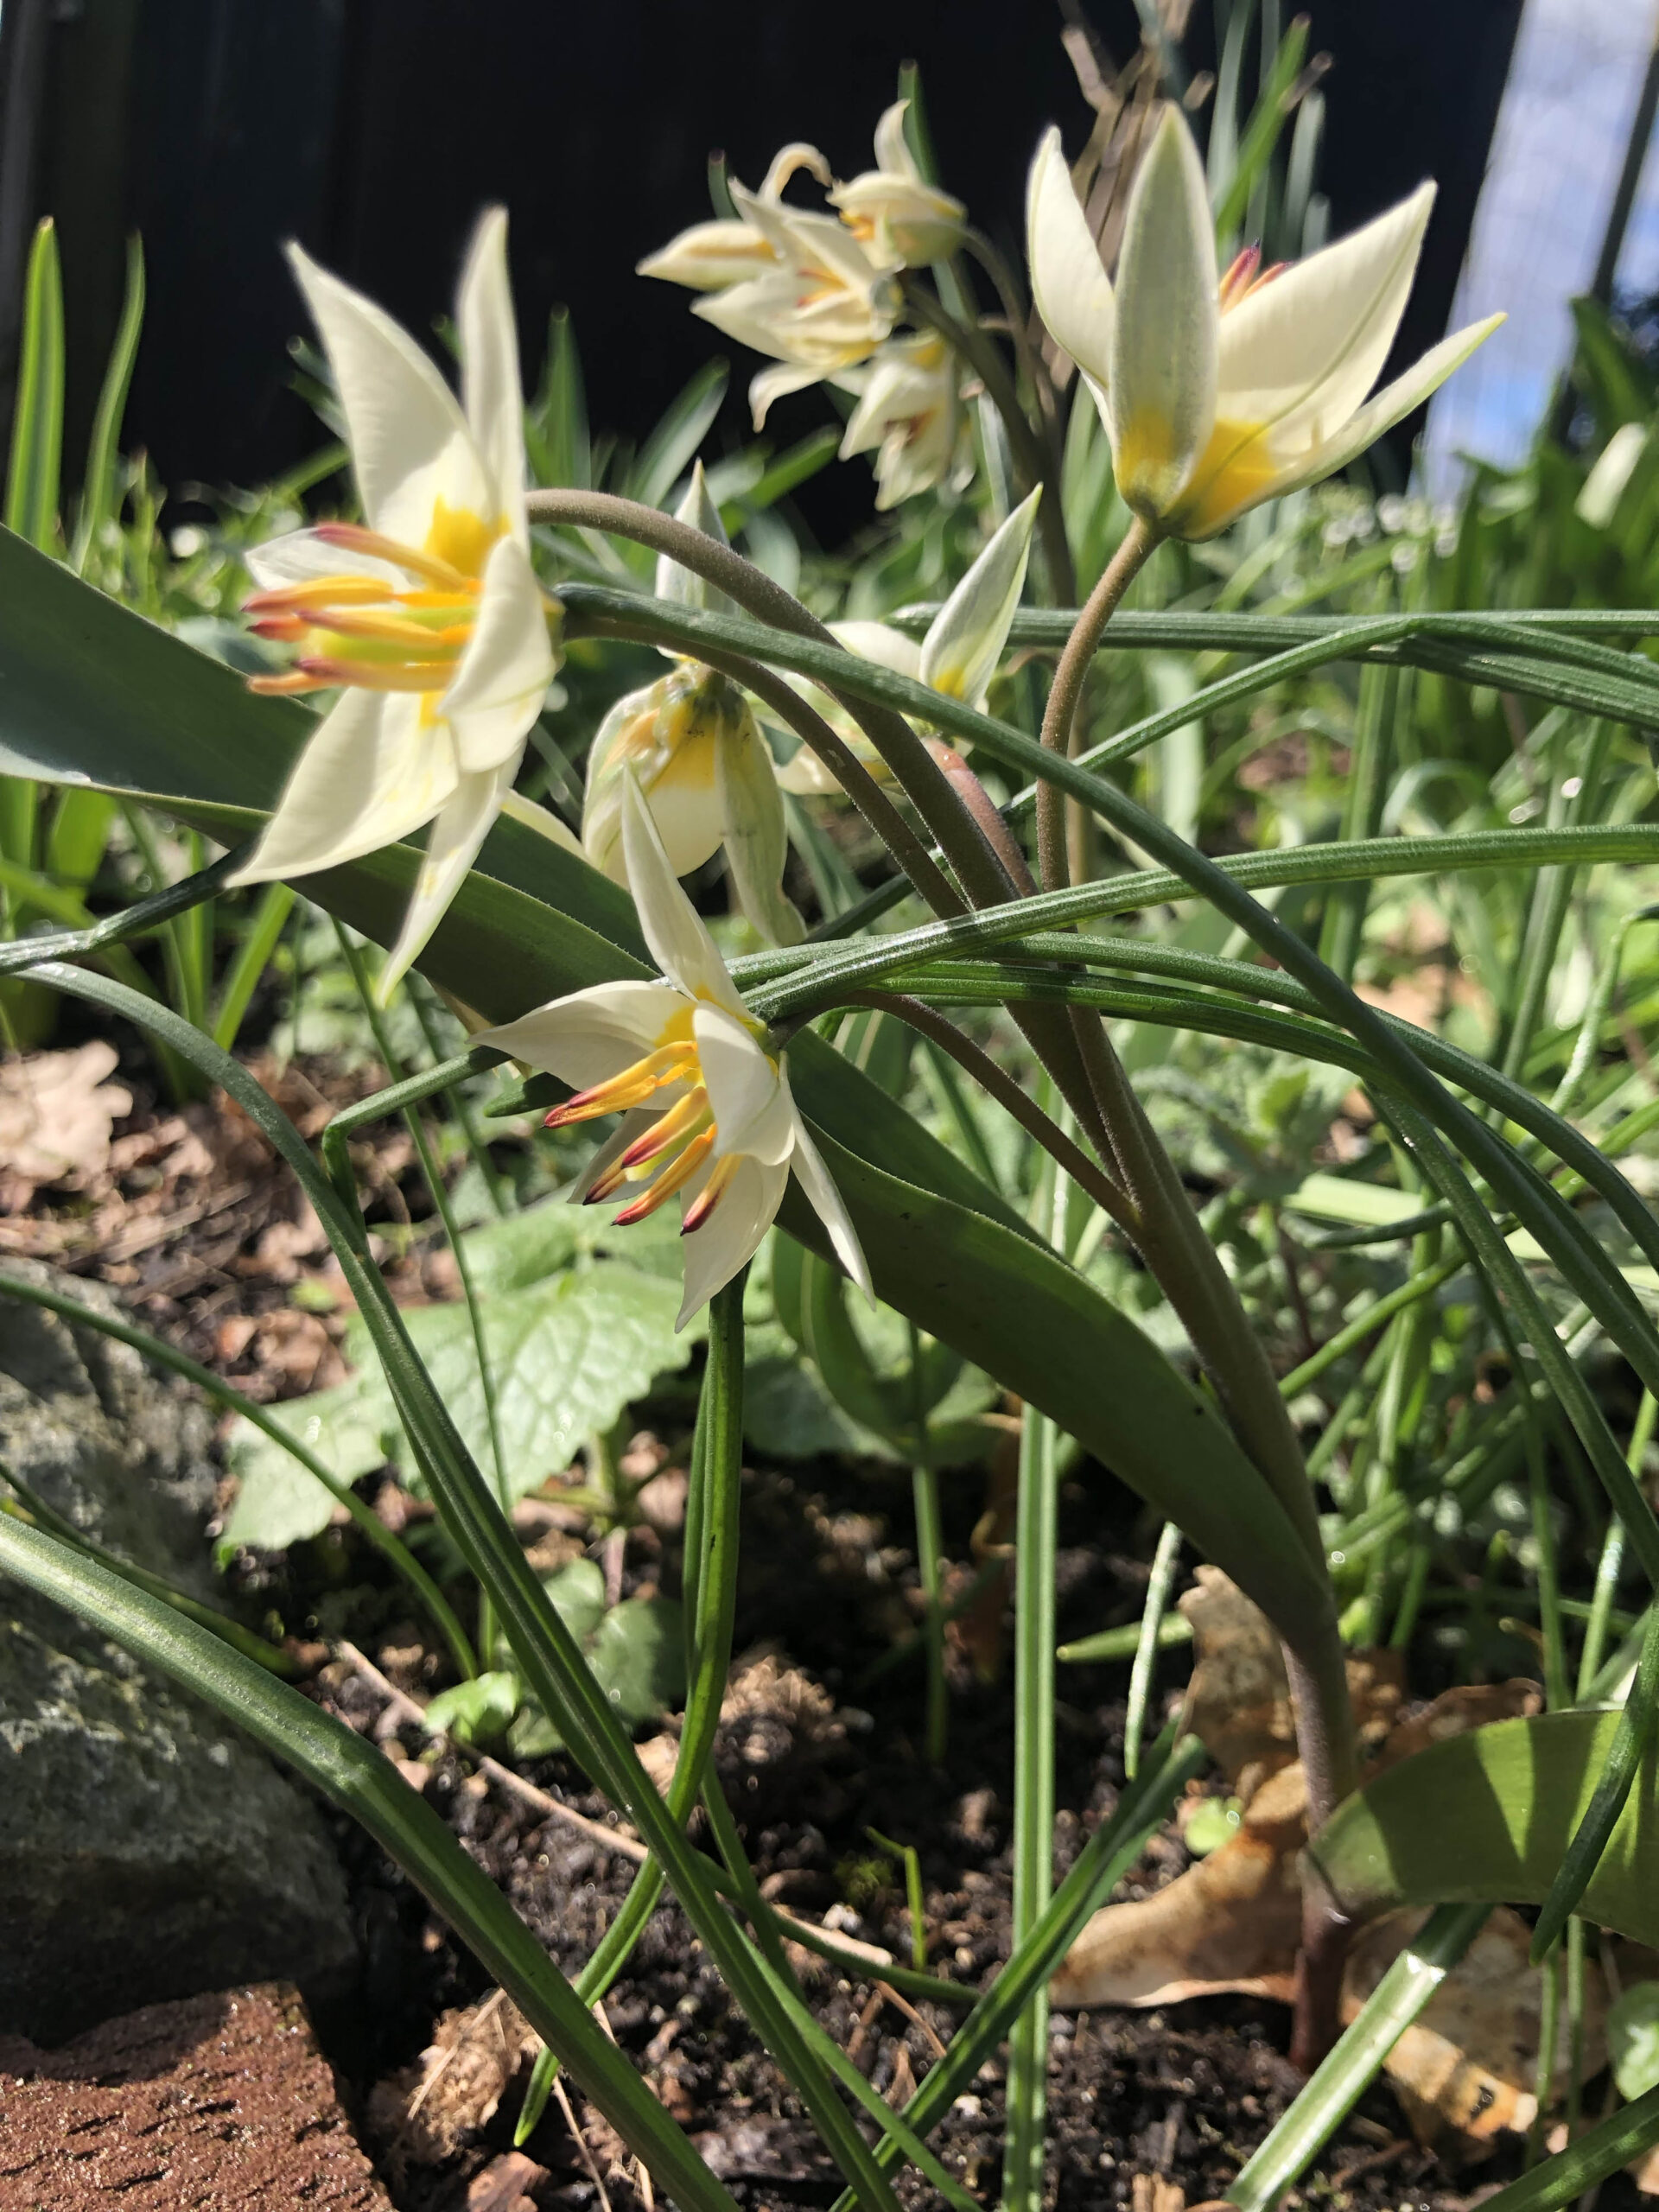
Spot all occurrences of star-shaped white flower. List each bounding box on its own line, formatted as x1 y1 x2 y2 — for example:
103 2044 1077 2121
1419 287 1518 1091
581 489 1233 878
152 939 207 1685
1027 108 1503 540
232 209 563 997
477 777 867 1328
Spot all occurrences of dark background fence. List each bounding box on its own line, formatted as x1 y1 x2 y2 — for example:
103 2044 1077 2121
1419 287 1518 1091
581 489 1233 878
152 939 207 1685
0 0 1522 534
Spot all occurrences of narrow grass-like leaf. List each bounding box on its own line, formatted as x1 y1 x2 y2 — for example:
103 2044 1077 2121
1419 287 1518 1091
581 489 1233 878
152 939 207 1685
71 232 144 570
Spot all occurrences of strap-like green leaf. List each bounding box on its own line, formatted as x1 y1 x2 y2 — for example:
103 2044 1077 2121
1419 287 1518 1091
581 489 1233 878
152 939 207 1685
1306 1711 1659 1945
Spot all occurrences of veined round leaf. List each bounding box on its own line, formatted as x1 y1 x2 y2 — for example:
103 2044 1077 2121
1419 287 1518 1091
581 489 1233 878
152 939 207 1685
1307 1711 1659 1945
1611 1982 1659 2101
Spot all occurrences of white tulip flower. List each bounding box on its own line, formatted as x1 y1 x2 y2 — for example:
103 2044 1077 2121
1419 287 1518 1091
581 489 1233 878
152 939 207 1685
691 188 900 429
478 777 867 1327
635 144 832 292
583 467 803 944
837 331 969 510
1026 107 1503 541
233 210 560 998
829 99 967 271
772 486 1040 793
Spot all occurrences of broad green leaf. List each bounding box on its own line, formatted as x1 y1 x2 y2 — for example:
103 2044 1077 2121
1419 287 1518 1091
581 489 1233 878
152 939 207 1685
426 1669 520 1745
222 1380 394 1551
589 1597 686 1728
397 1264 691 1490
543 1558 607 1645
1611 1983 1659 2101
0 528 1332 1641
1306 1712 1659 1946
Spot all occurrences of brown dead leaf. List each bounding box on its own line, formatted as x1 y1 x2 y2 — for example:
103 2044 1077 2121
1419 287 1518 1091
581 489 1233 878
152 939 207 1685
464 2151 550 2210
1179 1569 1405 1800
0 1043 130 1205
367 1989 538 2171
1344 1907 1607 2157
1132 2176 1186 2212
1052 1759 1307 2009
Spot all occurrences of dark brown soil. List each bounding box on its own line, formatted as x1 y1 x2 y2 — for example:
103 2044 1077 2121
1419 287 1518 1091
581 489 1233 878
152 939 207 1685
302 1457 1558 2212
0 1982 393 2209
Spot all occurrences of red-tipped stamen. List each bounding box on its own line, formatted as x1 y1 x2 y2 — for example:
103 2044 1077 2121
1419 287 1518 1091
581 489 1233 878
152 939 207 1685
543 1042 697 1128
1218 244 1262 309
313 521 473 591
248 670 332 696
615 1085 709 1173
1242 260 1288 300
247 614 310 641
613 1128 716 1225
299 606 473 648
244 575 397 614
296 657 459 692
681 1153 739 1235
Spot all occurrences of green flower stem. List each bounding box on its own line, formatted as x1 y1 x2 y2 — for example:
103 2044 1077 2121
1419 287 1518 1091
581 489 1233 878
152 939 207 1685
0 1264 476 1679
899 279 1076 607
1005 1153 1065 2212
211 881 294 1052
518 1271 749 2148
406 978 510 1217
1228 1902 1491 2212
0 1511 742 2212
1035 515 1157 896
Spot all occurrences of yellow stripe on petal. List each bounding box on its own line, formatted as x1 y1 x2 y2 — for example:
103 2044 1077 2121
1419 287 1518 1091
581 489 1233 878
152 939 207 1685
1163 417 1286 541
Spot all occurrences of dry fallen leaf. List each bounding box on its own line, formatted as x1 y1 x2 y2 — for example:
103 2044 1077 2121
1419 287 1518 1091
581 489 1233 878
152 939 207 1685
1178 1567 1405 1802
0 1042 131 1204
1056 1635 1563 2157
1344 1907 1607 2156
367 1989 538 2171
1050 1759 1306 2010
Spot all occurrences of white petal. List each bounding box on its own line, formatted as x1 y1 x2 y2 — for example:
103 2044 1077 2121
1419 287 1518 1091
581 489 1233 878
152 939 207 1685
637 219 779 292
378 755 520 998
227 690 454 886
1217 182 1434 451
655 461 736 620
1109 106 1218 518
476 982 686 1084
829 619 924 679
620 773 746 1014
677 1152 789 1327
457 207 529 546
1026 126 1115 396
760 142 833 196
715 712 804 945
873 100 920 182
245 528 406 593
499 785 583 855
438 534 555 774
695 1003 794 1165
785 1103 871 1301
919 486 1039 709
747 360 824 429
1221 313 1504 532
286 243 488 544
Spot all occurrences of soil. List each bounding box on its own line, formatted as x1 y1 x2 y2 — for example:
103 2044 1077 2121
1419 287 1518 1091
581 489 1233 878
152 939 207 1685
3 1052 1618 2212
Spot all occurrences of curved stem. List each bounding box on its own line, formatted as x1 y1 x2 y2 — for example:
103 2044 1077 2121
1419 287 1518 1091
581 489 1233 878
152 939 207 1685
618 637 957 918
902 281 1076 607
1037 514 1159 895
527 487 1014 912
827 989 1137 1235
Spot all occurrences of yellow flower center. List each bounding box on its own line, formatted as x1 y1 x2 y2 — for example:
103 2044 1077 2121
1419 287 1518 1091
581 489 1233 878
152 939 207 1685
540 1005 765 1234
244 511 507 705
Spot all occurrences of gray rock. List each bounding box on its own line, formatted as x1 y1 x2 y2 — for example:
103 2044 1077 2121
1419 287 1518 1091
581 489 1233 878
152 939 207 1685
0 1262 357 2043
